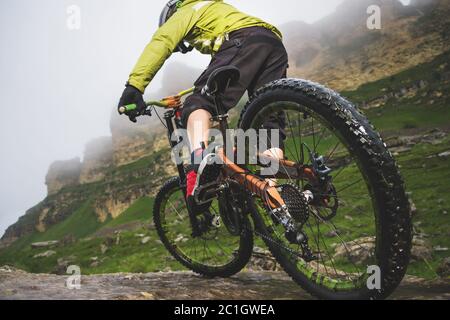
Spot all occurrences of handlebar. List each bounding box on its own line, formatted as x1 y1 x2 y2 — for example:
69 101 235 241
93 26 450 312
118 87 195 116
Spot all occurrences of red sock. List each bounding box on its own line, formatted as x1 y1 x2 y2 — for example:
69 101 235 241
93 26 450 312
186 170 197 198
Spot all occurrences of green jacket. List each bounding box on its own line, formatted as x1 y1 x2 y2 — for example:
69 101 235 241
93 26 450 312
128 0 282 92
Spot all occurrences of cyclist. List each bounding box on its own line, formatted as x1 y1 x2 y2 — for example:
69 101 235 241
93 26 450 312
118 0 288 213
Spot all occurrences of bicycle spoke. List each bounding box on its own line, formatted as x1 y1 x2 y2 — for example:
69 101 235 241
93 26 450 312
245 102 382 291
312 207 362 275
285 111 300 161
325 141 342 164
314 125 327 152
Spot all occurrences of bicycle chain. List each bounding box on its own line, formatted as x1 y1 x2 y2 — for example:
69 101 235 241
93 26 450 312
253 229 305 261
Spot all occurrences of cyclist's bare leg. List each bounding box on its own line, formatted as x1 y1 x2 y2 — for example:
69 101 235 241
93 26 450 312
187 109 212 151
263 148 284 187
187 109 282 186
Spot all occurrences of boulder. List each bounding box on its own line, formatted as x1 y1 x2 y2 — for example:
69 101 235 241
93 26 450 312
33 250 56 258
246 247 281 271
53 255 77 275
100 244 109 254
31 241 59 249
433 246 449 252
436 257 450 278
333 235 433 264
438 151 450 158
411 237 433 261
333 236 375 264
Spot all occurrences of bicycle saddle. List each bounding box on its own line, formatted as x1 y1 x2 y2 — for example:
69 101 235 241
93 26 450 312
202 66 241 96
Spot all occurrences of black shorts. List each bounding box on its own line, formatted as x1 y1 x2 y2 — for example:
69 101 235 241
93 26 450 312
181 26 289 128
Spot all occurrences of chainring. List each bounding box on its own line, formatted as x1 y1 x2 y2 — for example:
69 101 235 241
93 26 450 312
218 181 245 236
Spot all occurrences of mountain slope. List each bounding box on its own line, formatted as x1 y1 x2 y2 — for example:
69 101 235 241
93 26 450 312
283 0 450 90
0 50 449 279
0 0 449 280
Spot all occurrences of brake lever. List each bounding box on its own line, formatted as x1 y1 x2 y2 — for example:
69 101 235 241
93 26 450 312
128 114 137 123
143 106 153 116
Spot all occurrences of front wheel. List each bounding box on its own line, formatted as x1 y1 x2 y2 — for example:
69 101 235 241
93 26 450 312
153 177 254 277
239 78 412 299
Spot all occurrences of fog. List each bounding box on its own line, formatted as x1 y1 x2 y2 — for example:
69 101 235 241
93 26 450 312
0 0 411 237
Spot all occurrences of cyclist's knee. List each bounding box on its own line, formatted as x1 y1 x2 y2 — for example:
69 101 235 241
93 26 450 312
181 104 214 128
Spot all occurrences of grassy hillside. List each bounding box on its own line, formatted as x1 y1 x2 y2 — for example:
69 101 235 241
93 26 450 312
0 51 449 279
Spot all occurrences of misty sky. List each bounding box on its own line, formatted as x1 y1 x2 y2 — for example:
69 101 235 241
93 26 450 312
0 0 411 237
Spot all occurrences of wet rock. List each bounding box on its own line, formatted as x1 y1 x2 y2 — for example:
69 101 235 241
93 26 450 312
33 250 56 259
1 267 448 300
31 241 59 249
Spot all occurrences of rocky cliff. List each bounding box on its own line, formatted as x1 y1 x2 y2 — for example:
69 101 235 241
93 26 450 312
45 158 82 195
283 0 450 90
79 137 114 184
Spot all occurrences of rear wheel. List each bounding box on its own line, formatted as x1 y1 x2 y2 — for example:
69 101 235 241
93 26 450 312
239 78 412 299
153 176 253 277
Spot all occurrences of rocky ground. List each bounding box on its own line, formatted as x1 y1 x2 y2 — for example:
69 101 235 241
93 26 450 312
0 266 448 300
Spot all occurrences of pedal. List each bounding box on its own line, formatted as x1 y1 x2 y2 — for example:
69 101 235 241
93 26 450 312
197 153 221 184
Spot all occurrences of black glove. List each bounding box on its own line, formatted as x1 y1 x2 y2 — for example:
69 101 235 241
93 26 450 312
118 84 146 123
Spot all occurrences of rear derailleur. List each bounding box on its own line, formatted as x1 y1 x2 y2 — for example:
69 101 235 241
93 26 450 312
271 185 316 262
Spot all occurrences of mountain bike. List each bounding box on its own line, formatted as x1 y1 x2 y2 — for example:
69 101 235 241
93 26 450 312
119 66 412 300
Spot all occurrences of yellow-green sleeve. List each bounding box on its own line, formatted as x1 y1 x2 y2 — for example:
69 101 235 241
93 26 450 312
128 9 198 93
